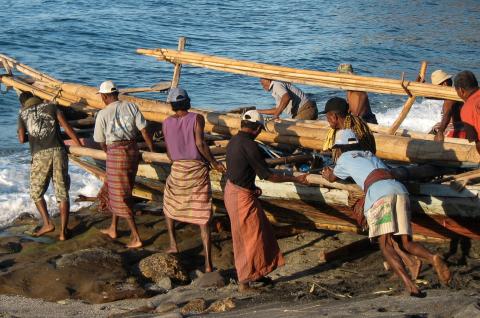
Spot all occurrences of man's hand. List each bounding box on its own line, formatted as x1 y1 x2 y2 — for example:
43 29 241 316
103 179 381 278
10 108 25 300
322 166 335 182
213 161 226 173
434 132 445 142
295 174 310 185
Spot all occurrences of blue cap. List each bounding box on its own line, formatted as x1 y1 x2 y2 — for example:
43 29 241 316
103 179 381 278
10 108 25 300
167 87 189 103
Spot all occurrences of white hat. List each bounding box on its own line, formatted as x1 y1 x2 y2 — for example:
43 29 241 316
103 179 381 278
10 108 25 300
97 80 118 94
431 70 452 85
333 129 359 147
242 110 265 126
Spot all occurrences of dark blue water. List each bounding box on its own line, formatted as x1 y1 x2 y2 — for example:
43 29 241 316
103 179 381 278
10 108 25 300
0 0 479 224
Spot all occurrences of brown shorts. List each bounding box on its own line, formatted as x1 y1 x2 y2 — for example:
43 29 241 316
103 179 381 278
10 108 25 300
30 147 70 202
294 101 318 120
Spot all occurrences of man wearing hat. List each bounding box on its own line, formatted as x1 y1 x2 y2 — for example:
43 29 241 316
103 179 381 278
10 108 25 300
162 87 225 273
93 80 154 248
258 78 318 120
455 71 480 153
321 96 376 162
224 110 309 292
430 70 465 141
337 64 378 124
322 129 451 296
17 91 83 240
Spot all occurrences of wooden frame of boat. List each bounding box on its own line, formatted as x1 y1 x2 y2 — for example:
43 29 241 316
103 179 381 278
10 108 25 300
1 38 479 243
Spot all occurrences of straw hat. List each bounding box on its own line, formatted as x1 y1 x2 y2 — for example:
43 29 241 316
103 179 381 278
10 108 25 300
431 70 452 85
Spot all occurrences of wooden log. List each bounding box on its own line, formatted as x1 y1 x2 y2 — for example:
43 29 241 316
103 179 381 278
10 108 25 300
388 61 428 134
119 81 171 94
137 48 462 101
68 146 171 164
170 37 186 88
266 154 313 166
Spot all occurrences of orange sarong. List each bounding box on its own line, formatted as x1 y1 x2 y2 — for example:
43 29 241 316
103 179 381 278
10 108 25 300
224 180 285 283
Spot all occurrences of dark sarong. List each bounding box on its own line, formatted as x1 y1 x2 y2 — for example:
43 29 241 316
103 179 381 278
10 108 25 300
224 180 285 283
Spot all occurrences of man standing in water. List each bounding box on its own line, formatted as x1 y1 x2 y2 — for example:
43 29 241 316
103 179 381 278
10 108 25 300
337 64 378 124
455 71 480 153
322 129 451 296
17 92 83 240
162 87 225 273
94 80 154 248
224 110 309 292
258 78 318 120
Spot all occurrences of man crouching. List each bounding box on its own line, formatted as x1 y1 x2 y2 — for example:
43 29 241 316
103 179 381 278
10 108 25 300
322 129 451 296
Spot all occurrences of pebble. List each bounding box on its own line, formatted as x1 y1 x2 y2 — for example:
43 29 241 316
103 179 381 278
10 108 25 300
155 301 178 314
180 298 207 315
207 297 236 313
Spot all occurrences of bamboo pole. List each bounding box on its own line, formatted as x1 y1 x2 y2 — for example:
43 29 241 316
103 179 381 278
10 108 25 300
136 48 462 101
170 37 186 88
388 61 428 135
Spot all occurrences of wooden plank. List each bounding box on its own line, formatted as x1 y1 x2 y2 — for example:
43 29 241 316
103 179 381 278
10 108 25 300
170 37 186 88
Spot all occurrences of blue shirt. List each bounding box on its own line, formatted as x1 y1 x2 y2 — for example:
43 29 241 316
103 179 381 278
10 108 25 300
333 150 408 214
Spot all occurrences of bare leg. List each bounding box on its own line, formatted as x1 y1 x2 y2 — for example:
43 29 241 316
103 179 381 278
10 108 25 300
400 235 451 284
58 200 70 241
200 223 213 273
391 238 422 280
33 198 55 236
239 282 257 293
100 215 118 239
125 216 142 248
164 216 178 253
378 234 420 296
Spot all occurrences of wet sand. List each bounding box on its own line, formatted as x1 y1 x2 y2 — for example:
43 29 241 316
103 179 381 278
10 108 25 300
0 202 478 317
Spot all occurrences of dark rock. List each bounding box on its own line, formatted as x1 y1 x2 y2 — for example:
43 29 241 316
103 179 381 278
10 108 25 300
138 253 189 284
55 247 121 268
180 298 207 315
193 271 225 288
0 242 22 255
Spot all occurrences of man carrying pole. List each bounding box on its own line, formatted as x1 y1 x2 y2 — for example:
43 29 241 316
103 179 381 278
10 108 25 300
17 92 83 241
93 80 154 248
322 129 451 296
224 110 309 292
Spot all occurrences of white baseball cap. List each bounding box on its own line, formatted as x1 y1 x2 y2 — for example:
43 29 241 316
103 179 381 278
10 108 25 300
333 129 359 147
97 80 118 94
242 110 265 126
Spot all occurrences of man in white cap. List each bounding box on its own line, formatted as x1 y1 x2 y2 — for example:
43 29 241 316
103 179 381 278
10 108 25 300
162 87 225 273
258 78 318 120
224 110 309 292
322 129 451 296
430 70 464 141
93 80 154 248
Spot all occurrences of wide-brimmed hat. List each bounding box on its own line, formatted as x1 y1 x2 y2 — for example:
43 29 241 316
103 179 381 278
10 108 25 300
333 129 359 147
97 80 118 94
431 70 452 85
337 63 354 74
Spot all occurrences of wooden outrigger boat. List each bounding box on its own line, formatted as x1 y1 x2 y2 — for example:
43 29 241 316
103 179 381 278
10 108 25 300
1 38 479 243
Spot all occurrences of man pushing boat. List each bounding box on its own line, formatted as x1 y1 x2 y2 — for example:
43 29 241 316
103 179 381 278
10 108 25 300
224 110 309 292
17 92 83 240
455 71 480 153
162 87 226 273
322 129 451 296
258 78 318 120
93 80 154 248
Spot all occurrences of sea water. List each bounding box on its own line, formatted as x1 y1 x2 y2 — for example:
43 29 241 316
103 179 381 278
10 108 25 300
0 0 479 226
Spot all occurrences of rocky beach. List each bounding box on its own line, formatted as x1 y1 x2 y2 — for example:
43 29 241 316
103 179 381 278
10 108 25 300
0 201 478 317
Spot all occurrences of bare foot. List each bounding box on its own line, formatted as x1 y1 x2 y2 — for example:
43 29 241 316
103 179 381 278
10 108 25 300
238 283 258 293
404 281 423 297
433 254 451 285
165 246 179 254
205 265 213 273
33 223 55 237
59 229 70 241
100 228 117 239
409 257 422 281
127 240 143 249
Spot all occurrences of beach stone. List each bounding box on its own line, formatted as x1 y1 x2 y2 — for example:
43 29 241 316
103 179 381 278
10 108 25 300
55 247 121 268
154 301 179 313
180 298 207 315
138 253 189 284
0 242 22 255
207 297 236 313
189 269 204 280
153 313 183 318
193 271 225 288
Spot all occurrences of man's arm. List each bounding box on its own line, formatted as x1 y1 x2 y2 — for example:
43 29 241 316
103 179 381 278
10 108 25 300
194 115 225 172
57 110 82 146
434 100 455 142
321 166 338 183
17 115 27 144
257 93 291 119
267 172 309 184
140 128 154 152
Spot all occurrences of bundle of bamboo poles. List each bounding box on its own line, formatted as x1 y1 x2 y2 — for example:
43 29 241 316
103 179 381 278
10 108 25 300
1 72 478 166
136 48 462 101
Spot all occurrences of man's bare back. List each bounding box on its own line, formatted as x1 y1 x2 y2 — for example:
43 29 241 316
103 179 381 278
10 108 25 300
347 91 378 124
